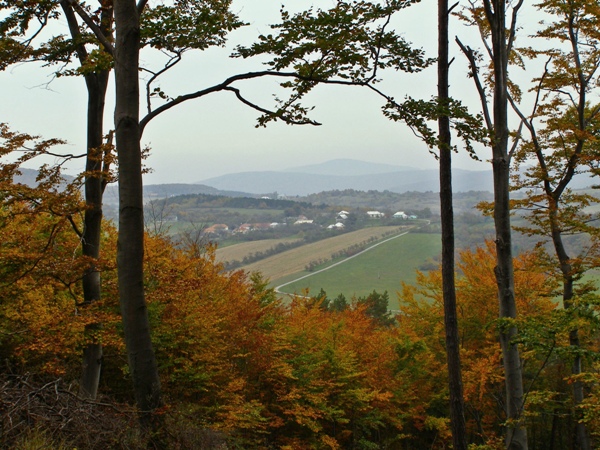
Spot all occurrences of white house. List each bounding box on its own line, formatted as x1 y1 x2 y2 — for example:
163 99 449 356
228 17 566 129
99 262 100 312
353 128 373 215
366 211 384 218
294 219 314 225
393 211 408 219
327 222 345 229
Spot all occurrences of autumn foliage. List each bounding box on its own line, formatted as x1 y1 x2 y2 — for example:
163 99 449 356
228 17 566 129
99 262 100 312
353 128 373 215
1 154 600 448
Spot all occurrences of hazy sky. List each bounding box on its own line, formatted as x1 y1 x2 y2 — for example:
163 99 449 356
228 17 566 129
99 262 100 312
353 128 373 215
0 0 530 185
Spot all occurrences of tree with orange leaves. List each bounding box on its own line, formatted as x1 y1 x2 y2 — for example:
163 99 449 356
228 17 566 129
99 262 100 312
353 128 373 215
399 241 558 447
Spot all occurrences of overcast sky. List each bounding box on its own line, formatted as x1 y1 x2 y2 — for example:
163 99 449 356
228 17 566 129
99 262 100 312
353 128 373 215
0 0 535 185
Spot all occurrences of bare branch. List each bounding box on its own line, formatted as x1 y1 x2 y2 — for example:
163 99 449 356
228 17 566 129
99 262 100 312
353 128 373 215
144 52 183 115
507 0 524 56
60 1 89 65
456 37 493 130
223 86 321 126
61 0 114 56
508 119 523 161
139 71 368 135
137 0 149 14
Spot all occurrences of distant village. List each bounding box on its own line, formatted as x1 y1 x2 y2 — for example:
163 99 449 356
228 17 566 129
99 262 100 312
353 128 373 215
201 209 419 237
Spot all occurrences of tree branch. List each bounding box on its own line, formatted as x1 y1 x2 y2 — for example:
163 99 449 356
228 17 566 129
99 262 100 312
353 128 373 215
223 87 321 126
59 1 89 66
456 37 493 130
61 0 114 56
139 71 368 135
137 0 149 14
507 0 524 56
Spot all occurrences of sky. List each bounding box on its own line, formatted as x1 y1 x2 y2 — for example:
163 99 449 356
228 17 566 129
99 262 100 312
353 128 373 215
0 0 534 185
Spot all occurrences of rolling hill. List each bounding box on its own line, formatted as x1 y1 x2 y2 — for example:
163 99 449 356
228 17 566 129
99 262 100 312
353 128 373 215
199 159 494 195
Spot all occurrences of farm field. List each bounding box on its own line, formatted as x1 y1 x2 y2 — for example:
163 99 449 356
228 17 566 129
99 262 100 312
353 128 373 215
239 226 410 282
214 237 302 264
276 233 442 309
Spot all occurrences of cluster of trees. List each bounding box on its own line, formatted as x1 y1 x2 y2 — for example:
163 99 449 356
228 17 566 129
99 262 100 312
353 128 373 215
149 193 317 216
2 0 600 448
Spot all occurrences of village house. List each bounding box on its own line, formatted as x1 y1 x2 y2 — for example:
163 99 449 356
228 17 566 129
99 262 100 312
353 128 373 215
294 218 314 225
235 223 253 234
204 224 229 235
366 211 385 219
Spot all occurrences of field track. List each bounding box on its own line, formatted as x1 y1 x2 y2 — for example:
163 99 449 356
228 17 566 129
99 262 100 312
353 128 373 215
274 230 411 293
239 226 408 281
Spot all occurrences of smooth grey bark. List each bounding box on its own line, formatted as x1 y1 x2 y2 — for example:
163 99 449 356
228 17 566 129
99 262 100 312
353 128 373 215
532 11 591 444
114 0 162 427
502 2 593 447
550 215 590 450
79 69 110 399
520 129 591 449
60 0 113 400
438 0 467 448
483 0 528 448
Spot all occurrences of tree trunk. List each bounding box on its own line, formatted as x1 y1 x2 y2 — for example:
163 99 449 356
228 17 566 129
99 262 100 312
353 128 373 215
485 0 528 448
79 69 110 400
548 204 591 450
114 0 162 428
59 0 114 400
438 0 467 448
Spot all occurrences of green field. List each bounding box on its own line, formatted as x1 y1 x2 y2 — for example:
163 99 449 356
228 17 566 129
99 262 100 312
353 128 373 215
240 226 410 281
275 233 442 309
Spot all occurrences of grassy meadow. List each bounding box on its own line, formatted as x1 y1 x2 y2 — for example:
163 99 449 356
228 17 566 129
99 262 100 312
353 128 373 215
275 233 442 309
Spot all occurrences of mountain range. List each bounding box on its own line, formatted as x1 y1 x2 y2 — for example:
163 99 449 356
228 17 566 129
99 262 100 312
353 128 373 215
16 159 597 200
198 159 495 196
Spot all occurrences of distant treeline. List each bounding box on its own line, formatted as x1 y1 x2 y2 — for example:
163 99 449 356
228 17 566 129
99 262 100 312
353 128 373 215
151 193 316 210
298 189 493 214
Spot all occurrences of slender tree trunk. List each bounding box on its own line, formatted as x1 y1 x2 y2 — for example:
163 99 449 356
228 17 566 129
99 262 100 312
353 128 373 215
79 69 110 399
438 0 467 448
548 204 591 450
59 0 114 400
485 0 527 448
114 0 162 429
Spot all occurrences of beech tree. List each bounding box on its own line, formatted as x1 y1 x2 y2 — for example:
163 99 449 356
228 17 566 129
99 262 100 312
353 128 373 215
398 242 559 446
437 0 467 447
508 1 600 447
0 0 117 398
0 0 247 400
1 1 476 436
456 0 529 447
107 0 434 429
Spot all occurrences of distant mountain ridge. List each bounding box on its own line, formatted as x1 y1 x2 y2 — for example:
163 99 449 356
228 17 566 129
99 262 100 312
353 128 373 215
17 159 598 200
282 159 416 176
103 183 249 205
197 159 598 196
198 159 495 196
